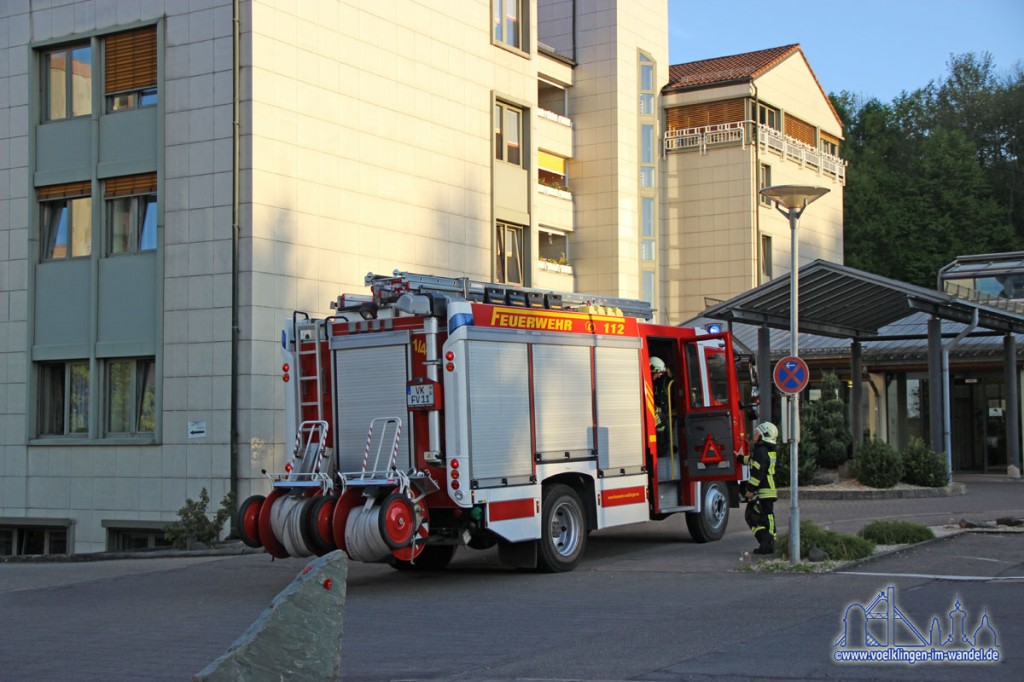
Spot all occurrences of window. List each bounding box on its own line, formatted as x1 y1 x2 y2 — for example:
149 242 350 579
40 182 93 260
538 151 567 191
494 102 523 166
758 103 779 131
641 197 655 237
759 164 772 205
496 221 524 285
39 361 90 436
820 133 839 157
106 358 156 435
539 227 569 265
639 54 655 115
760 235 773 283
493 0 523 51
107 527 171 552
44 44 92 121
105 26 158 112
0 526 68 556
641 270 655 306
106 173 158 254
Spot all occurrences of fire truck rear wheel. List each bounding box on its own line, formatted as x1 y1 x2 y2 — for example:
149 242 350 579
685 481 729 542
389 544 457 571
537 484 587 573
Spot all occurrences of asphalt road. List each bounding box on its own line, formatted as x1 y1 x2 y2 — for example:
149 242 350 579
1 475 1022 682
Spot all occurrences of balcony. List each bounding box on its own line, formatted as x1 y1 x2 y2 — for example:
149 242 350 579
664 120 847 185
535 182 573 230
535 107 573 158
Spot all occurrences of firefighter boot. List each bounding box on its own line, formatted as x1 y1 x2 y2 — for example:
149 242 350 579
752 530 775 555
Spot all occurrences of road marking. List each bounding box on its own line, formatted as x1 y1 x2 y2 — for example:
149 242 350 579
838 570 1024 582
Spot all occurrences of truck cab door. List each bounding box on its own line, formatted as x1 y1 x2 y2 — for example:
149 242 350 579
680 335 739 480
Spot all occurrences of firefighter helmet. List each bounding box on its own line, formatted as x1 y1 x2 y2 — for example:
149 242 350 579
754 421 778 444
650 356 666 374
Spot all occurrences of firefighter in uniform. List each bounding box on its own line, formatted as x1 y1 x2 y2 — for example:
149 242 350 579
744 421 778 554
650 357 670 459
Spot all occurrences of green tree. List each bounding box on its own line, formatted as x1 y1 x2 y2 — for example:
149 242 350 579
836 52 1023 286
800 373 851 469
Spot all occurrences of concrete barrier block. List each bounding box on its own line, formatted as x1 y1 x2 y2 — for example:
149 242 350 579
194 550 347 682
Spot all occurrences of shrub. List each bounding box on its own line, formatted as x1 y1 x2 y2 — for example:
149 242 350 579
850 438 903 488
801 373 852 469
901 437 950 487
163 488 236 550
774 441 818 487
777 520 875 561
859 520 935 545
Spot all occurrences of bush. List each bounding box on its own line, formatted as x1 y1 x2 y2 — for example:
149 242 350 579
778 520 875 561
859 520 935 545
774 441 818 487
163 488 236 550
850 438 903 488
801 373 852 469
901 437 950 487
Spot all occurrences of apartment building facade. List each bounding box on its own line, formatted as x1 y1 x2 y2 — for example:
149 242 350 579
661 45 846 322
0 0 677 554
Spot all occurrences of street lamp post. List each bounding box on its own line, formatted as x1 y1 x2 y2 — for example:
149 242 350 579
758 184 829 565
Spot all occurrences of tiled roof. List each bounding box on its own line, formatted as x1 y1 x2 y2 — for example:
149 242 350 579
665 44 842 127
666 44 801 90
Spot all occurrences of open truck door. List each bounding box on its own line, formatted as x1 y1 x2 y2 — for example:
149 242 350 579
680 333 742 481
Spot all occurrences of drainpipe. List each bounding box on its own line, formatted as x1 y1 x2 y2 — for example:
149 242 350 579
752 82 761 284
942 309 978 481
230 0 241 506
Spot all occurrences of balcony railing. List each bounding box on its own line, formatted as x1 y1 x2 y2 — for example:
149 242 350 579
664 120 847 184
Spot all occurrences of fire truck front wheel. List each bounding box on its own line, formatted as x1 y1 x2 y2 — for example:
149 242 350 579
685 482 729 542
537 484 587 573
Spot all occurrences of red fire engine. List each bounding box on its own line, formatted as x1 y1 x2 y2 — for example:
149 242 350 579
236 271 749 572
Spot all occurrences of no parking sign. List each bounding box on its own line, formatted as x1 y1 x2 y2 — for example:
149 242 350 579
773 356 809 394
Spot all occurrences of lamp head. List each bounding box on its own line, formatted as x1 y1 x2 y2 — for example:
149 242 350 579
759 185 830 210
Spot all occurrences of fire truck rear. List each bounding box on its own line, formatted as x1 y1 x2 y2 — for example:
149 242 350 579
235 271 748 572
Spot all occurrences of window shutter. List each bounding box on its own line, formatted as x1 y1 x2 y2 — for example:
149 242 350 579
105 26 157 94
104 172 158 198
784 115 816 146
666 99 744 130
38 180 92 200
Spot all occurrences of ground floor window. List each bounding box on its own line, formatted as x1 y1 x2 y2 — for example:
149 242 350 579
0 526 68 556
107 527 171 552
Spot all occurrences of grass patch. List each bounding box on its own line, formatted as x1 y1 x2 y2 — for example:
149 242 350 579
777 520 875 561
858 520 935 544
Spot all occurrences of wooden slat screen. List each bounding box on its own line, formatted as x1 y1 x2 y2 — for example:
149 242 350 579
38 180 91 200
104 172 158 197
105 26 157 94
785 115 816 146
666 99 744 130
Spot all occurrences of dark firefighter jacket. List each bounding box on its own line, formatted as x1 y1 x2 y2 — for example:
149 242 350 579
746 439 777 500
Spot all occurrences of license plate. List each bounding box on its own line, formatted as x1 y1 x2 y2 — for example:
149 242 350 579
407 383 435 408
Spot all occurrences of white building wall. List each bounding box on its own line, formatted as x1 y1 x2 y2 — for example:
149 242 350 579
543 0 667 299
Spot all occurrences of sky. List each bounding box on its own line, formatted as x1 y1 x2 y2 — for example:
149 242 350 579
668 0 1024 104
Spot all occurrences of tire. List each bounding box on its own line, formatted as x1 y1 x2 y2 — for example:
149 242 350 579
537 484 587 573
389 544 457 571
685 481 729 543
235 495 265 548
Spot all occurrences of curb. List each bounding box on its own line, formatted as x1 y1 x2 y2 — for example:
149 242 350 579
0 540 265 564
776 482 966 500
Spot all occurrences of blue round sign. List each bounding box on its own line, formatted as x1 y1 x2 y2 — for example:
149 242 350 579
773 356 809 394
